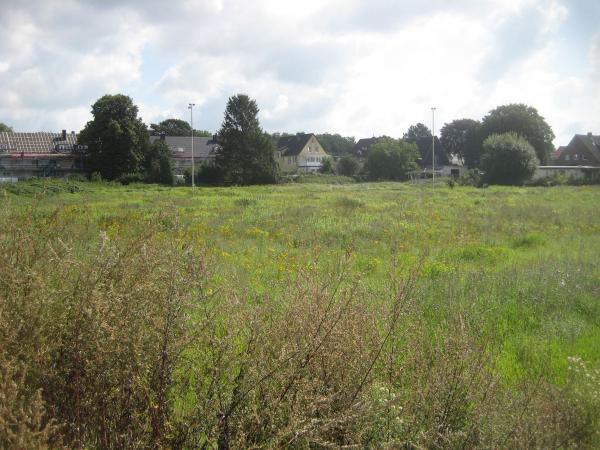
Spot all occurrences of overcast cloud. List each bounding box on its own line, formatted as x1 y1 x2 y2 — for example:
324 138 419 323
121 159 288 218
1 0 598 145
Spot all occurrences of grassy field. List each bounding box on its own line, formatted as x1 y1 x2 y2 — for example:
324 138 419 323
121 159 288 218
1 179 599 448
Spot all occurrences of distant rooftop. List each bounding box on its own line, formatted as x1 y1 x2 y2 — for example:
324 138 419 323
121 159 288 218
149 135 219 159
0 131 77 154
276 133 313 156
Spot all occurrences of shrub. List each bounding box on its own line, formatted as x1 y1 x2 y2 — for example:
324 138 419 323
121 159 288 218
0 207 213 448
337 155 360 176
144 140 174 185
528 172 568 187
66 173 88 182
117 172 145 185
457 168 483 187
319 157 335 174
197 163 224 185
365 138 419 181
481 132 539 185
90 171 102 182
0 361 58 449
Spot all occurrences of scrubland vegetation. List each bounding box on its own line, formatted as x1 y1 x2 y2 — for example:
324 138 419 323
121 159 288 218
1 180 599 448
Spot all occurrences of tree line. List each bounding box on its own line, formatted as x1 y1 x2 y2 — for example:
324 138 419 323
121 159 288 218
320 103 553 185
2 95 555 186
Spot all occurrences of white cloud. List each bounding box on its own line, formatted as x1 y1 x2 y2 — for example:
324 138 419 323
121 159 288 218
1 0 598 145
538 0 569 34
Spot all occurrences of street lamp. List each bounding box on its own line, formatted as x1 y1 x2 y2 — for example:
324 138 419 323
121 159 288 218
431 107 436 187
188 103 196 190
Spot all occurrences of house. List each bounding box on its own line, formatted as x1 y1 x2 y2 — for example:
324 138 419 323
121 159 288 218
275 133 329 173
413 136 448 169
149 134 220 175
553 133 600 166
0 131 85 179
353 137 383 158
553 146 567 161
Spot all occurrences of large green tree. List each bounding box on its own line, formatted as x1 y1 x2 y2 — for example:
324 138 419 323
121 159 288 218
316 133 355 156
216 95 278 185
144 140 173 185
365 137 419 181
481 132 539 185
0 123 12 132
149 119 211 137
480 104 554 164
337 155 360 176
440 119 480 166
403 123 432 142
79 94 149 180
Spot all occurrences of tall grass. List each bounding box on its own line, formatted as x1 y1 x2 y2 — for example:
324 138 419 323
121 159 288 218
1 181 599 448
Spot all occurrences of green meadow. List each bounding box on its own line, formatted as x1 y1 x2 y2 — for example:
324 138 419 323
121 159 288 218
2 180 599 448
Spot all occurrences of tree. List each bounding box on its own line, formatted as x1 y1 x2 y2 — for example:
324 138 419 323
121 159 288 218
319 157 334 174
149 119 211 137
440 119 480 165
216 95 278 185
316 134 355 156
337 155 360 176
0 123 12 132
403 123 432 142
79 94 149 180
365 137 419 181
480 104 554 164
144 140 173 184
481 132 539 185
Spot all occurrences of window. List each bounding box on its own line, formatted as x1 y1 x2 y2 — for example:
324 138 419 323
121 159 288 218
565 154 570 161
574 154 579 160
582 154 587 161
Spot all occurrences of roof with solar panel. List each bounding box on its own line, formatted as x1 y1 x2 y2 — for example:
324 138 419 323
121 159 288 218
0 131 79 154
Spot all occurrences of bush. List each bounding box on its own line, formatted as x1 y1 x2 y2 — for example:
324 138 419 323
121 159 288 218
0 361 58 449
90 171 102 182
66 173 88 182
365 138 419 181
319 157 335 174
144 140 174 185
457 168 483 187
117 172 145 185
337 155 360 177
481 133 539 185
527 172 568 187
197 163 224 185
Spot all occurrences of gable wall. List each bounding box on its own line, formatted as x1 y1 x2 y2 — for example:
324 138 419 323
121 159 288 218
296 136 328 171
555 137 600 166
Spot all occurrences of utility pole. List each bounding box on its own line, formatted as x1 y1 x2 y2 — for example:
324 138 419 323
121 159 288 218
188 103 196 190
431 107 436 187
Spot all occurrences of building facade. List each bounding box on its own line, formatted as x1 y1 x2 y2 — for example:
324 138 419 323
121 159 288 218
0 131 85 180
275 134 329 173
554 133 600 166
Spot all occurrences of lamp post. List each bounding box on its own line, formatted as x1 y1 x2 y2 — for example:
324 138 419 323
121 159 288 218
431 107 436 187
188 103 196 190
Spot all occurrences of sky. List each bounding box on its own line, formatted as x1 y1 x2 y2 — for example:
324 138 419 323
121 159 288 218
0 0 599 146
